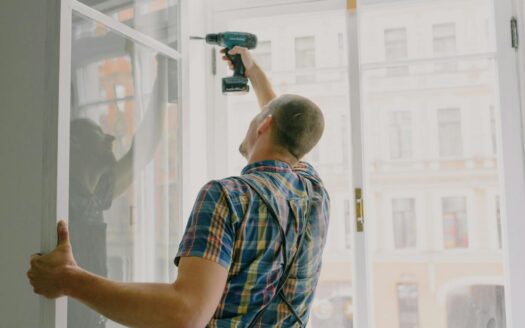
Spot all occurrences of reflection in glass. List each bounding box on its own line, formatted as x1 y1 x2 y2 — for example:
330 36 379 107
76 0 180 50
442 197 468 249
392 198 417 249
397 284 419 328
446 286 506 327
360 0 507 326
69 13 180 328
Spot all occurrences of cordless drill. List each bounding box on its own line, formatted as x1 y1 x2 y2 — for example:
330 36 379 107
194 32 258 94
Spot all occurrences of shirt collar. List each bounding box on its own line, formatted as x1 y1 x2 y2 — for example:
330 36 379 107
241 160 293 175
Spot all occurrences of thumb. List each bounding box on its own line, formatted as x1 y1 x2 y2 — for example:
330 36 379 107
228 46 245 56
57 220 70 247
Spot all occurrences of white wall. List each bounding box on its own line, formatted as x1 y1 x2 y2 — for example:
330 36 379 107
0 0 62 327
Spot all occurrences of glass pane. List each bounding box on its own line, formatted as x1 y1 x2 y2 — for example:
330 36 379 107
359 0 507 327
76 0 180 50
222 10 352 327
69 12 181 327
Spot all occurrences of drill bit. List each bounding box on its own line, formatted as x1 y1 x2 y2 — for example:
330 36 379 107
190 36 205 40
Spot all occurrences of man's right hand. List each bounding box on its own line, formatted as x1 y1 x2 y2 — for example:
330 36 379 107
221 45 276 109
221 46 257 78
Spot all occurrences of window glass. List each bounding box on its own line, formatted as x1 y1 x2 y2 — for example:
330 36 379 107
433 23 458 72
490 106 498 155
438 108 463 158
77 0 180 50
392 199 417 249
253 41 272 72
397 284 419 328
496 196 502 249
442 197 469 249
446 286 506 327
389 111 413 159
359 0 507 326
295 36 316 83
384 27 408 76
69 13 181 327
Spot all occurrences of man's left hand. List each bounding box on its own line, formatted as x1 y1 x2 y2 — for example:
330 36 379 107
27 220 78 299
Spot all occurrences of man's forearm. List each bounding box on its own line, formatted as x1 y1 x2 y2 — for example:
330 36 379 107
64 268 190 328
249 63 277 110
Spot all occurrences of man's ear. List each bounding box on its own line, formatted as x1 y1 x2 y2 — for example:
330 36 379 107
257 115 273 135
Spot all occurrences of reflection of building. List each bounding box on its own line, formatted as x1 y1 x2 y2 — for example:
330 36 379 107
361 0 505 327
223 0 506 327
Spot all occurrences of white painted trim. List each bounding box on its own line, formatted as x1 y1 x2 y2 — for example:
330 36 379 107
71 0 182 61
493 0 525 327
179 0 190 242
361 52 497 70
213 0 346 17
213 0 344 12
348 4 371 328
515 1 525 155
55 0 72 325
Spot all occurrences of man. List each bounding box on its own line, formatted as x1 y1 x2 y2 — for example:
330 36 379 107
28 46 330 327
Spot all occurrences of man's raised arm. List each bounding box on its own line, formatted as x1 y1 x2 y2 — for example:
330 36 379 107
223 46 276 110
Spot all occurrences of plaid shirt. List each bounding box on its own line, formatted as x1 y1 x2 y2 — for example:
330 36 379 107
175 160 330 327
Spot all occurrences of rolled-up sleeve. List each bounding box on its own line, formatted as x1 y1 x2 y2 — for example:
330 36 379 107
174 181 235 270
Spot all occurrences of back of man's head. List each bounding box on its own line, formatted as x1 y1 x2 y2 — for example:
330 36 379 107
267 94 325 160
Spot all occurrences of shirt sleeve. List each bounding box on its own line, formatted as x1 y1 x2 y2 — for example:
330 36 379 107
94 170 115 211
174 180 235 270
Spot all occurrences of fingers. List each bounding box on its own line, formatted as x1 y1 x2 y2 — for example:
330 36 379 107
222 56 234 70
30 253 42 264
228 46 246 55
57 220 70 246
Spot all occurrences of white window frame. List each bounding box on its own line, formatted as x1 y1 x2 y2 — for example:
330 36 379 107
495 0 525 326
54 0 186 327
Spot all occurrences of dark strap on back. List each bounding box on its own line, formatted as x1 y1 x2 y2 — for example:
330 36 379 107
237 175 313 328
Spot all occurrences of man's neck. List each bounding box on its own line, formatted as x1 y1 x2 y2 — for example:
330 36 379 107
248 151 297 167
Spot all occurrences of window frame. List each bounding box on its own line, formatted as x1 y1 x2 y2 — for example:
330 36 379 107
494 0 525 325
55 1 186 327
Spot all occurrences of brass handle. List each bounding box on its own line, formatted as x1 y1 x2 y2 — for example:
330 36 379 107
355 188 364 232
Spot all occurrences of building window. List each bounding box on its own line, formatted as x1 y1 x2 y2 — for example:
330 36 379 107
295 36 316 83
338 32 346 80
496 196 502 249
384 27 408 76
438 108 463 158
397 284 419 328
442 196 469 249
446 286 506 328
389 111 413 159
341 114 350 169
433 23 457 72
254 40 272 72
344 199 352 250
392 198 417 249
490 106 498 155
